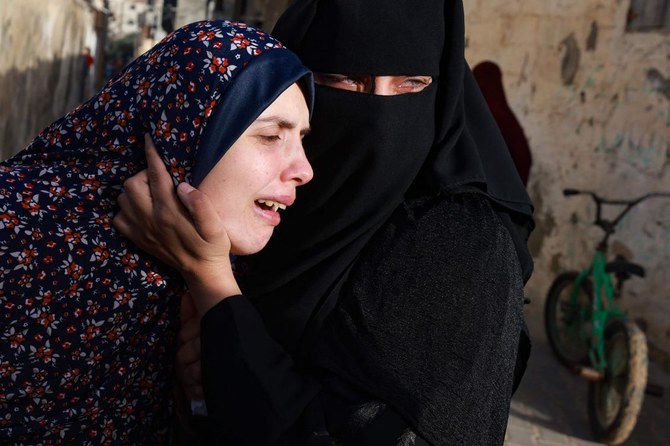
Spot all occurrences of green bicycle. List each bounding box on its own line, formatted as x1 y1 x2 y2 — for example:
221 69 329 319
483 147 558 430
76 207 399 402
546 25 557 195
544 188 670 445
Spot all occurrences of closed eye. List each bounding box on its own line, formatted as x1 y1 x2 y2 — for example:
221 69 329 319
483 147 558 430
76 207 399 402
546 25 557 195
258 135 281 144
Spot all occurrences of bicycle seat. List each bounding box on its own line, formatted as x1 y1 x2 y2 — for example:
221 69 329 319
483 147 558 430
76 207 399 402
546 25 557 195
605 257 645 278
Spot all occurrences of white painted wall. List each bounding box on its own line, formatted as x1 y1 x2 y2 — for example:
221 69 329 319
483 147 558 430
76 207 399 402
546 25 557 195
0 0 97 158
464 0 670 366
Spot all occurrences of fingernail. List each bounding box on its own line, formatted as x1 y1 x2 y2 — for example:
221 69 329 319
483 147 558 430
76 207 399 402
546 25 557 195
178 182 195 194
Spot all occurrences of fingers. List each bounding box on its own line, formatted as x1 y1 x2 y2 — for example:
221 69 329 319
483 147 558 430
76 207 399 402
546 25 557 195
185 385 204 401
177 293 205 400
180 362 204 400
124 168 150 193
144 135 196 233
144 133 175 204
180 292 198 324
113 169 156 241
112 210 133 239
177 316 201 366
176 313 204 401
177 182 225 241
177 337 201 368
118 170 152 216
178 317 200 348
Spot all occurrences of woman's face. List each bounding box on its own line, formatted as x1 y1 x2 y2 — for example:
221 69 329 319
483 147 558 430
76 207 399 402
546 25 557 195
198 82 312 255
313 73 433 95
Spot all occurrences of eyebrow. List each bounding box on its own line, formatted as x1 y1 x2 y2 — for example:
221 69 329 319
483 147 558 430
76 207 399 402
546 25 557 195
254 116 311 136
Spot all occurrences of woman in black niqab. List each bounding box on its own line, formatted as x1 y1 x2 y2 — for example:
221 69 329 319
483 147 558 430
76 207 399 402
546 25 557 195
242 0 533 358
212 0 535 444
112 1 534 444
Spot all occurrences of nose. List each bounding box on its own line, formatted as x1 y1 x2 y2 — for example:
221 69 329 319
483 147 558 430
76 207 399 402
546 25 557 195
373 77 395 96
283 142 313 185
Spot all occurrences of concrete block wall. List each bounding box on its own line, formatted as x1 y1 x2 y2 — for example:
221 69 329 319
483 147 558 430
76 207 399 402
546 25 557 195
464 0 670 366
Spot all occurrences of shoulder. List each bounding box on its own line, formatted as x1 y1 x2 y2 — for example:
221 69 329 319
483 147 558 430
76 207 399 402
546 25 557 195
412 191 508 240
364 191 516 271
346 192 523 310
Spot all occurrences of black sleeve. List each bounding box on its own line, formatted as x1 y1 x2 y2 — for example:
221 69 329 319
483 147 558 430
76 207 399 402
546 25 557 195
309 192 528 445
198 193 528 446
199 296 432 446
200 295 323 446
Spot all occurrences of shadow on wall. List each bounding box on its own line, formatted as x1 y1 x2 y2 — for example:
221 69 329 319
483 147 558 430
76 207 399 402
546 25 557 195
0 54 90 161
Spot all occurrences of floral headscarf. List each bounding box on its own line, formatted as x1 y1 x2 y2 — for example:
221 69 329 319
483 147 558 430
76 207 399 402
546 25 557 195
0 20 311 444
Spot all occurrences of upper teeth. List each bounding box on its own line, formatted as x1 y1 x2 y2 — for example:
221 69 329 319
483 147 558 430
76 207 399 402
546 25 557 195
257 199 287 212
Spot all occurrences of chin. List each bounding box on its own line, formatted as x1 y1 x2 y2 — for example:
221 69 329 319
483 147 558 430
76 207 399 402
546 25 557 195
229 234 273 256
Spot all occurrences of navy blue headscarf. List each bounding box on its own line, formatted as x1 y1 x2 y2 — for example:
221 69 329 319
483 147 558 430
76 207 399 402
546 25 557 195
0 21 311 444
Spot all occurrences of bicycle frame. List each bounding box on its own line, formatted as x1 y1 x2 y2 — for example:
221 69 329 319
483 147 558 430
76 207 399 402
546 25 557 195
570 251 625 373
544 188 670 444
562 189 670 374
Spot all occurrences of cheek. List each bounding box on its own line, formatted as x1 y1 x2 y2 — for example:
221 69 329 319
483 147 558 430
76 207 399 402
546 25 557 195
201 152 283 222
217 179 254 222
240 157 282 188
210 169 266 220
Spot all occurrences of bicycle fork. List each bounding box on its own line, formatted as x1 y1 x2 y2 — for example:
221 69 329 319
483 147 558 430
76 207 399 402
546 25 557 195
571 252 625 380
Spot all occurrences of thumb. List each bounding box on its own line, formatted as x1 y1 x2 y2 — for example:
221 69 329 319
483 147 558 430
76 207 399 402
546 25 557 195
176 182 223 240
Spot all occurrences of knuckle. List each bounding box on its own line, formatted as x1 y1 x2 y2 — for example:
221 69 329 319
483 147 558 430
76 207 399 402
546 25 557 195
116 193 128 209
153 208 174 228
192 386 204 400
191 361 202 380
147 168 162 185
123 175 138 189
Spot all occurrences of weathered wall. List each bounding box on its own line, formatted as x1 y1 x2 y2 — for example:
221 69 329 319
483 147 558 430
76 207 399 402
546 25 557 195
0 0 96 159
253 0 293 32
464 0 670 365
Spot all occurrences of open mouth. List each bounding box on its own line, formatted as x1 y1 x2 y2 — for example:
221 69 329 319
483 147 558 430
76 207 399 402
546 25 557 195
256 199 287 212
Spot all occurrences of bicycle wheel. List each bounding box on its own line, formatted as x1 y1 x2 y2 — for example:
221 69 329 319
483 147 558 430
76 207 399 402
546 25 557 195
544 271 593 367
587 319 648 445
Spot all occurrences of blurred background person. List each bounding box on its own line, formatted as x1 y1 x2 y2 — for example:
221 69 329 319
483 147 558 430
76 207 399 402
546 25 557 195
473 61 532 186
79 46 95 102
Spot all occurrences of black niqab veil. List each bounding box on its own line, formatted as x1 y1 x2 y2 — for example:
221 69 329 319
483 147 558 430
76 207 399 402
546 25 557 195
240 0 534 354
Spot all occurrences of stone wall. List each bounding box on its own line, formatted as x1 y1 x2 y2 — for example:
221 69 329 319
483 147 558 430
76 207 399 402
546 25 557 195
0 0 97 159
464 0 670 365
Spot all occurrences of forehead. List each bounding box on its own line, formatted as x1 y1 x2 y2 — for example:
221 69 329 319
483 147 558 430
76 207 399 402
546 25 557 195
252 83 309 126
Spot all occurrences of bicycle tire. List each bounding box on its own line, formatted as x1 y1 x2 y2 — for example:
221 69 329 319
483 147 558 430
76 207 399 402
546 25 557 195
587 319 648 445
544 271 593 367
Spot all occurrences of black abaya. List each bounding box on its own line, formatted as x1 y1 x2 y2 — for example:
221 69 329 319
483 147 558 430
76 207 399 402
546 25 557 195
193 0 534 443
199 192 525 445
